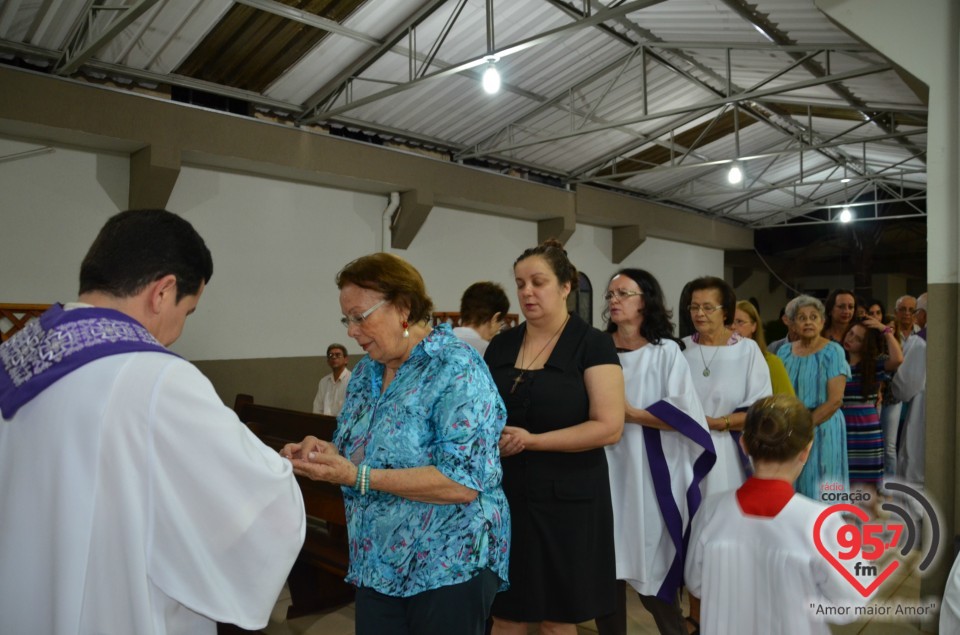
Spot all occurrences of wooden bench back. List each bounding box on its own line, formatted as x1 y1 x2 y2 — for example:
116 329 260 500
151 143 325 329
234 394 345 526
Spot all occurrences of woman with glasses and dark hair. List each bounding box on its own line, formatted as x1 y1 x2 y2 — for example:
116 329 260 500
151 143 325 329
681 277 771 497
595 269 715 635
283 252 510 635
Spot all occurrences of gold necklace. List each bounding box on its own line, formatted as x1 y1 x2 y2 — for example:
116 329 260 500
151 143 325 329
511 315 569 394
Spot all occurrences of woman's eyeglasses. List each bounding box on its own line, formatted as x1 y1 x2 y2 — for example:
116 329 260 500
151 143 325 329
340 299 386 327
603 289 643 302
688 304 721 314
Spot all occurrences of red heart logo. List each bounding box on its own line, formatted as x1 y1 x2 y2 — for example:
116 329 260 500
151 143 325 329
813 504 899 598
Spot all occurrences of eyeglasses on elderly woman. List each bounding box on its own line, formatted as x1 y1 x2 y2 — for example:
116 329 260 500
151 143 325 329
340 299 386 328
688 304 722 314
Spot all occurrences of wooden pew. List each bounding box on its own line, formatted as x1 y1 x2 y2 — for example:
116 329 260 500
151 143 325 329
233 394 355 620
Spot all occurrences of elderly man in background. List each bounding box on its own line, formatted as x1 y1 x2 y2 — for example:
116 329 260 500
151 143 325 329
313 342 351 416
894 292 927 487
0 209 305 635
893 295 919 345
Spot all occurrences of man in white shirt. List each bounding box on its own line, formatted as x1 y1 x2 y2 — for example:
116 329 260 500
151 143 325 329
0 209 305 635
894 292 927 487
312 342 351 415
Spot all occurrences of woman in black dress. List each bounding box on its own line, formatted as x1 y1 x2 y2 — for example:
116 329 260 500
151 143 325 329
485 239 625 635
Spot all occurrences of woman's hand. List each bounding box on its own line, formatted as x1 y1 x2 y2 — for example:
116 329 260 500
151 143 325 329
290 451 358 486
499 426 530 457
861 316 887 332
280 435 335 461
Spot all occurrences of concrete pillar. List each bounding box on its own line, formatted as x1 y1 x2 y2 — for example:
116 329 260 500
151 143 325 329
817 2 959 630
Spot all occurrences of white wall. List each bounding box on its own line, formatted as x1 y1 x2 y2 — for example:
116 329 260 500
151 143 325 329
1 135 723 359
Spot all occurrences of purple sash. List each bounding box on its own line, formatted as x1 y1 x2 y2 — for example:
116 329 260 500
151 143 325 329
0 304 176 419
644 400 716 602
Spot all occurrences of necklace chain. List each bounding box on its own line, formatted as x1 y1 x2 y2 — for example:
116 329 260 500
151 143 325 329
697 329 727 377
512 315 569 394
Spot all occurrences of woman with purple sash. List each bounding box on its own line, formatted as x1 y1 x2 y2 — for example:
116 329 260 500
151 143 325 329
596 269 716 635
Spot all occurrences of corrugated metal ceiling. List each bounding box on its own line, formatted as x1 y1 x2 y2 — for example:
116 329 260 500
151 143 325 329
0 0 927 227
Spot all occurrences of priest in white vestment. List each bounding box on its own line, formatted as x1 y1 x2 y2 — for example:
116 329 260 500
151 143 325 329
0 210 305 635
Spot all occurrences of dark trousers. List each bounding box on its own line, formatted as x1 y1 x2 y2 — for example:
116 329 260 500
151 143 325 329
595 580 687 635
355 569 499 635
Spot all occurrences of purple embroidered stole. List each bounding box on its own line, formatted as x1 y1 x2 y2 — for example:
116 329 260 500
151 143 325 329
643 401 716 602
0 304 176 419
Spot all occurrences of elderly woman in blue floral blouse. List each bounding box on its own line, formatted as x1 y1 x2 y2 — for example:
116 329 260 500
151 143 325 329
283 252 509 635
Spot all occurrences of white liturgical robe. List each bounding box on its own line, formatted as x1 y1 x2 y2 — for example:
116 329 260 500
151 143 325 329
892 336 926 486
0 353 306 635
682 336 772 495
686 489 866 635
941 550 960 633
605 340 713 598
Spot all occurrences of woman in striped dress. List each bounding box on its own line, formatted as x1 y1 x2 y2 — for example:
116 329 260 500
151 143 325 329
840 318 902 498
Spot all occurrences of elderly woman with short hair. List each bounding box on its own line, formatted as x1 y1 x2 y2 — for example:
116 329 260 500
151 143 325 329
681 276 771 498
777 295 851 499
283 252 510 635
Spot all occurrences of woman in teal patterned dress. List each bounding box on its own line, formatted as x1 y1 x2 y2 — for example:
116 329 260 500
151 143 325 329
778 295 850 499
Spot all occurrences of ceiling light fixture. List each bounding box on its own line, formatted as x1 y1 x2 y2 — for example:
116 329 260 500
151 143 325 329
482 57 501 94
839 207 853 223
727 162 743 184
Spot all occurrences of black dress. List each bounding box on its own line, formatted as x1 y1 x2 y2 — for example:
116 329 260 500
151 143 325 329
484 312 619 623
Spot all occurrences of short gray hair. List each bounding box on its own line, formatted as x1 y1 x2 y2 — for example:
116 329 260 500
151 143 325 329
895 295 916 309
785 295 825 321
916 292 928 313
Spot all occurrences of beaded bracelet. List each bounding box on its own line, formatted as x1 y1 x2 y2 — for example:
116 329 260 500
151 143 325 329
353 465 364 491
358 464 371 496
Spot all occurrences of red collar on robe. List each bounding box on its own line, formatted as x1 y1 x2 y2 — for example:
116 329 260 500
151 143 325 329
736 477 795 518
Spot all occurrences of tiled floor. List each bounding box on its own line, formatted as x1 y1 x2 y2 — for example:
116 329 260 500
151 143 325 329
260 563 933 635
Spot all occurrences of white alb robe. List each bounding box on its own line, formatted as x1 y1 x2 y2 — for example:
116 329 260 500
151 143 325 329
685 491 865 634
941 550 960 633
892 336 926 486
605 340 712 597
0 353 306 635
682 336 772 495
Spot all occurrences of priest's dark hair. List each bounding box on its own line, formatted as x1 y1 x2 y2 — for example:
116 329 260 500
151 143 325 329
79 209 213 301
